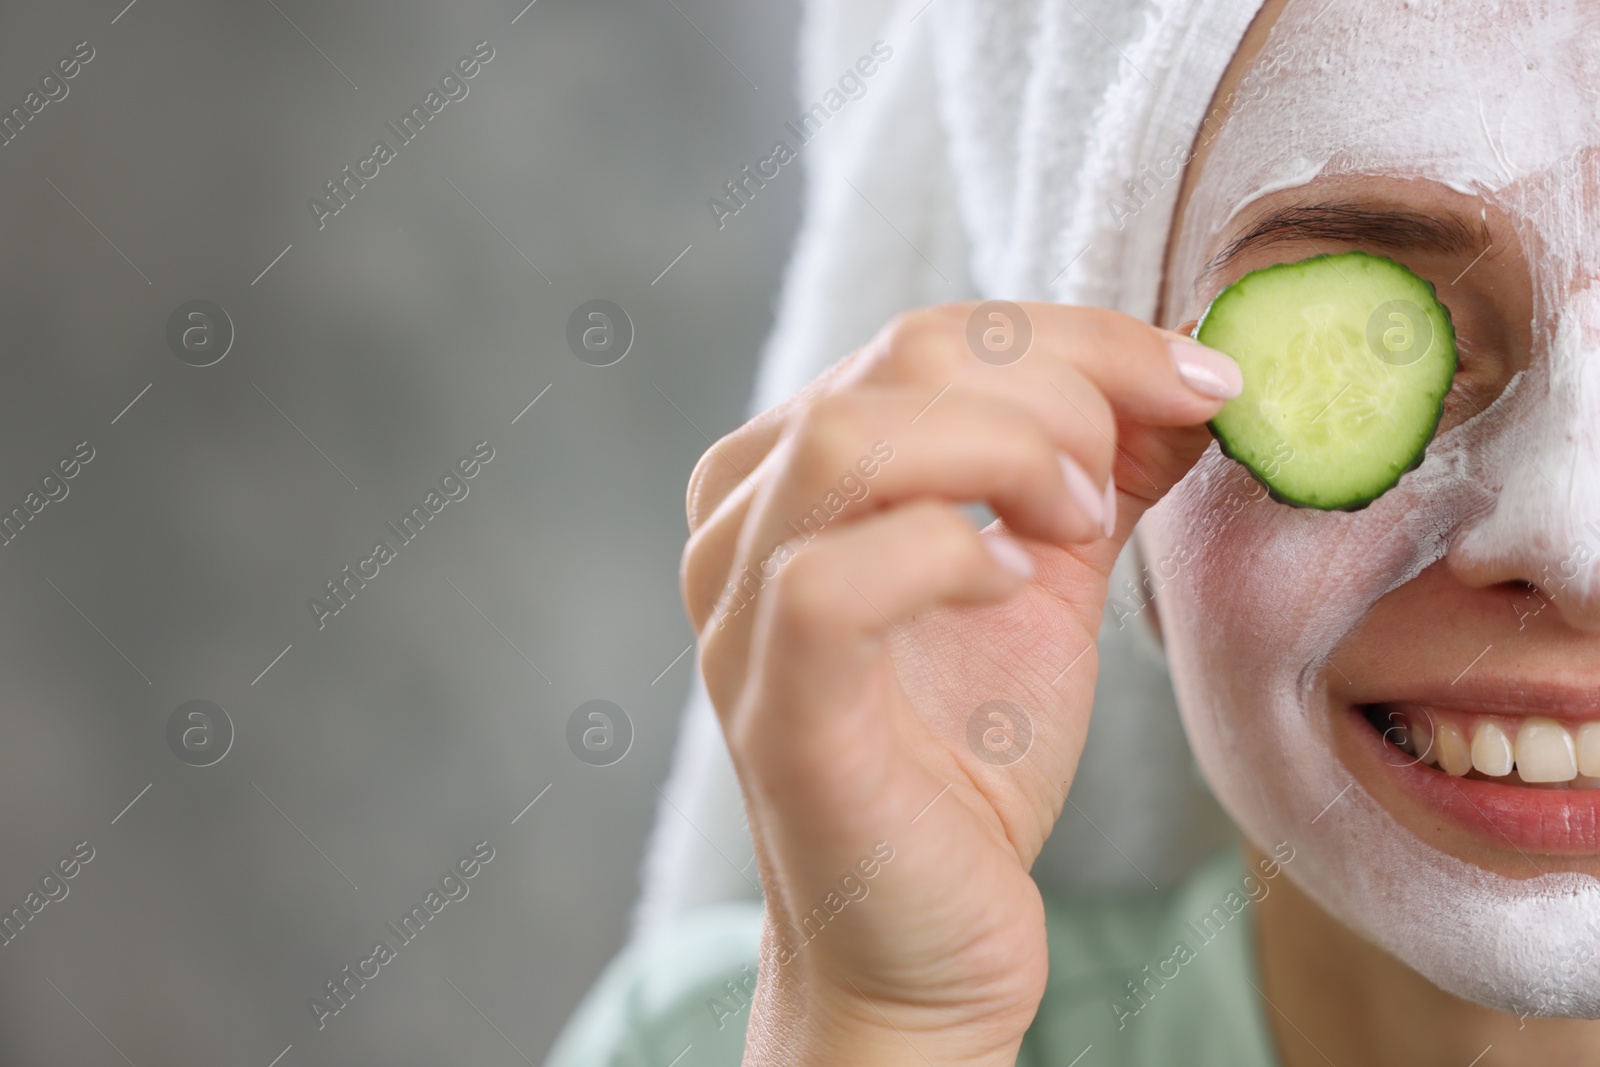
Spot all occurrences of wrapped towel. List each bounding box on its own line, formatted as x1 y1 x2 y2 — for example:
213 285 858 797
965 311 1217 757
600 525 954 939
635 0 1268 937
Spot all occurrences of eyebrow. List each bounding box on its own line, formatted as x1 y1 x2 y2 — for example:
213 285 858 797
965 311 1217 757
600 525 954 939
1202 201 1492 280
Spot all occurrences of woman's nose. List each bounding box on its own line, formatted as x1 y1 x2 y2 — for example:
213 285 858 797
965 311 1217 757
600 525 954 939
1448 293 1600 631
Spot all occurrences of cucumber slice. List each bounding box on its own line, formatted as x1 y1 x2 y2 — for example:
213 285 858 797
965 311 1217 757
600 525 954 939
1195 250 1457 511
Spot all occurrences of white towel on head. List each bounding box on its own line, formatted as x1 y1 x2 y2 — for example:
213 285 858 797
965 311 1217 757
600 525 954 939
1059 0 1273 316
635 0 1268 937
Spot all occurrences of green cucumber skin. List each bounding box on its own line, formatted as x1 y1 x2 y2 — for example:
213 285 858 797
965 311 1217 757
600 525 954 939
1195 251 1457 512
1202 406 1444 513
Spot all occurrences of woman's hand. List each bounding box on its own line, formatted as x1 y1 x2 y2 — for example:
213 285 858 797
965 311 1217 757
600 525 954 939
680 303 1240 1066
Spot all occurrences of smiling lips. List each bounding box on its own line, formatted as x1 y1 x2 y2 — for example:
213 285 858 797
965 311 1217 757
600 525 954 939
1349 684 1600 854
1377 702 1600 786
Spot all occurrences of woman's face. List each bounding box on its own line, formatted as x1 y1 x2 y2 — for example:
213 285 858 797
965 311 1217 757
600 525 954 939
1149 0 1600 1016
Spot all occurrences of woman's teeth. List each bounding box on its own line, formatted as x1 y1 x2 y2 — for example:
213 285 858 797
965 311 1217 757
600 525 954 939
1384 706 1600 787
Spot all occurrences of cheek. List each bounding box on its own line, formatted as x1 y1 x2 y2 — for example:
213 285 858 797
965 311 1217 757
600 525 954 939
1141 450 1401 771
1143 454 1316 689
1142 386 1506 808
1139 453 1359 856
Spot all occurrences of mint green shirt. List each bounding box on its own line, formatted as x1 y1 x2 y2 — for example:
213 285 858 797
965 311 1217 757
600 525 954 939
547 846 1283 1066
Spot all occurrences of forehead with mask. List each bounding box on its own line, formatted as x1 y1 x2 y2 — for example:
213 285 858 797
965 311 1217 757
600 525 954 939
1145 0 1600 1018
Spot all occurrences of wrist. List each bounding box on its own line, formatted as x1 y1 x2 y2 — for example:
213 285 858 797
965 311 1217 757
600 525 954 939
742 970 1027 1067
743 1012 1023 1067
745 1031 1019 1067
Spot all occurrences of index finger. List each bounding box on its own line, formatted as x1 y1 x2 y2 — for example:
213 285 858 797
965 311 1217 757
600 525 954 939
686 344 878 534
856 302 1240 427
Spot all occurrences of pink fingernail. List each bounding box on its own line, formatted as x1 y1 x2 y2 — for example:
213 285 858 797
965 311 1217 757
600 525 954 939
1168 339 1243 399
1058 453 1106 532
984 535 1035 580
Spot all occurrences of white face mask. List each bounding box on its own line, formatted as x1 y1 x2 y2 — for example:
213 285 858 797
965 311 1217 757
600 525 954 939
1150 0 1600 1017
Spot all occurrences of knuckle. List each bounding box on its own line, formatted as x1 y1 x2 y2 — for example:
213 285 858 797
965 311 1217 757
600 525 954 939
1060 371 1119 451
869 307 961 381
684 446 720 533
697 628 741 710
767 545 840 636
786 397 861 484
679 524 728 628
802 390 863 430
1072 304 1139 347
1071 305 1165 379
1085 390 1119 445
685 429 743 532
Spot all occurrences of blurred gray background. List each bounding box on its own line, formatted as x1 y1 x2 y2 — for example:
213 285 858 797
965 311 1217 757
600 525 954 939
0 0 800 1062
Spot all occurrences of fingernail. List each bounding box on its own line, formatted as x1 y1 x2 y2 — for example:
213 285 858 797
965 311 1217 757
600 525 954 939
1168 338 1243 399
984 535 1035 580
1102 473 1117 538
1058 453 1106 532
